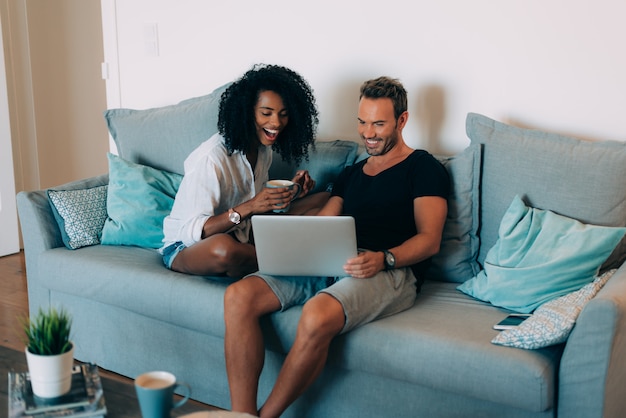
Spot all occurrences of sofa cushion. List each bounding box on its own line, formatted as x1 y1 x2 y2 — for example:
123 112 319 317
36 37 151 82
101 153 182 248
267 280 561 412
428 144 482 282
458 195 626 313
47 185 108 250
104 83 230 175
466 113 626 270
38 245 231 337
269 140 359 194
492 268 616 349
39 243 559 412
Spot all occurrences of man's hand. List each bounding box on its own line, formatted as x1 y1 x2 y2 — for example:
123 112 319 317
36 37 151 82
343 251 385 279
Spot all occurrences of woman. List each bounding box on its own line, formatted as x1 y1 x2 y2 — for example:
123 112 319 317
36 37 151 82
160 64 322 278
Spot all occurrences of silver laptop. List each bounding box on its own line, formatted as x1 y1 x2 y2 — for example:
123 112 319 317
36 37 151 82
251 215 358 277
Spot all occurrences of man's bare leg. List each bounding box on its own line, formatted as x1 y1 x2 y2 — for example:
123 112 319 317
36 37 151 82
259 293 345 418
224 276 282 414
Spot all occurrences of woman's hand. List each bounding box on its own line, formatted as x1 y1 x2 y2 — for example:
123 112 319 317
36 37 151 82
291 170 315 197
245 186 294 214
234 171 314 219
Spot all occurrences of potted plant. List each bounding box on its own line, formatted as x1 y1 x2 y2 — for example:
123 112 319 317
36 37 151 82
21 306 74 398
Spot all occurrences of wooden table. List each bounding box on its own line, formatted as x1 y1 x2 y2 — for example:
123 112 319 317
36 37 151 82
0 345 220 417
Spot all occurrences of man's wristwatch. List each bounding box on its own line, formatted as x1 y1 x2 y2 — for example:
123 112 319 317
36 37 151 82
228 208 241 225
382 250 396 270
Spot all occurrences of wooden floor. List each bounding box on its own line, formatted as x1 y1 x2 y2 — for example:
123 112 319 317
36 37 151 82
0 250 28 352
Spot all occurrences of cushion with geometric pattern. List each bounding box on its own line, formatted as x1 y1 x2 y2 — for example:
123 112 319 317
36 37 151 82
491 269 616 349
47 185 108 250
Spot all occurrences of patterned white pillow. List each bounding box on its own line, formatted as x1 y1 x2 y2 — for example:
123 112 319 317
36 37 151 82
48 185 108 250
492 269 616 349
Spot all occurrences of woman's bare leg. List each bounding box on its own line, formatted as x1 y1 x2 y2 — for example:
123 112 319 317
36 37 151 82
171 234 257 278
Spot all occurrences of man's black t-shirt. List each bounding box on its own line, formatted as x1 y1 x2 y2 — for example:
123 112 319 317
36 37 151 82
331 150 450 276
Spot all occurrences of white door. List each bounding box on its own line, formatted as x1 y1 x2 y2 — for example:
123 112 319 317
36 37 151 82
0 16 20 256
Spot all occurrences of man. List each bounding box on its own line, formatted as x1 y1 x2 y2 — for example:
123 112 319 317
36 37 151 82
223 76 449 417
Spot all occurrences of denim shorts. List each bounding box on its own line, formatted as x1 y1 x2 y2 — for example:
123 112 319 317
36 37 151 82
253 267 417 333
161 241 186 269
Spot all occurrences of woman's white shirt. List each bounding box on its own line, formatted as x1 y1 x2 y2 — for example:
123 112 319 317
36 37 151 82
161 132 272 249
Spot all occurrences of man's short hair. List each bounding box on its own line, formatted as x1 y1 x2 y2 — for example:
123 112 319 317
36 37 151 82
359 77 408 120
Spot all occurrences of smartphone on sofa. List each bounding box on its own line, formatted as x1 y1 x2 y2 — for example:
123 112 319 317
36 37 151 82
493 314 532 330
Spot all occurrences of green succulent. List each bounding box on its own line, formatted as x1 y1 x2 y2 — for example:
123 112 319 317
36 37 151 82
21 307 73 355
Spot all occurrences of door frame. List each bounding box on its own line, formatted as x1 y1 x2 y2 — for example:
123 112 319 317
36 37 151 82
0 13 20 256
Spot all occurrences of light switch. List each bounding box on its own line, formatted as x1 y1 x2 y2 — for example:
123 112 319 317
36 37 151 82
143 23 159 57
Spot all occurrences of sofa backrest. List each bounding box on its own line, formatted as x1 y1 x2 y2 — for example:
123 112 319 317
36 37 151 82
467 113 626 271
269 140 359 194
103 91 626 281
104 83 231 175
100 84 361 252
103 83 360 195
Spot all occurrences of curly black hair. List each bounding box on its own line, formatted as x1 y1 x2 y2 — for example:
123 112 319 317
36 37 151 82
217 64 319 165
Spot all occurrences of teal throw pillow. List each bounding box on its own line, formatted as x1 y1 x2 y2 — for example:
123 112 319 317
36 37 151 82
47 185 108 250
457 195 626 313
101 153 183 248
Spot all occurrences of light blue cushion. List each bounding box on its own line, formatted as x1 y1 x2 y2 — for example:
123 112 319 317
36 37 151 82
457 195 626 313
101 153 183 248
466 113 626 270
269 140 359 194
47 185 108 250
428 144 482 282
104 83 230 175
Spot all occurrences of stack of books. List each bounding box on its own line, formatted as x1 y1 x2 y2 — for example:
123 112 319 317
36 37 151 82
8 363 107 417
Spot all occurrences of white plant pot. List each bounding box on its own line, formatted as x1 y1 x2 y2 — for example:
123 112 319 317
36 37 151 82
25 343 75 398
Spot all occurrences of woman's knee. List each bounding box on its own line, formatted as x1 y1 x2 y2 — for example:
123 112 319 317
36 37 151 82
172 234 256 277
206 234 239 267
175 234 240 274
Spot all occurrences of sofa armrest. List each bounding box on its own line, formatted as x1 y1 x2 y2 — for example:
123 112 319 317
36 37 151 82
558 263 626 418
17 175 110 255
16 175 109 309
17 189 64 255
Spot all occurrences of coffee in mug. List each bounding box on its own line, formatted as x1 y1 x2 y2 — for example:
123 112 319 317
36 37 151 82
265 179 301 213
135 371 191 418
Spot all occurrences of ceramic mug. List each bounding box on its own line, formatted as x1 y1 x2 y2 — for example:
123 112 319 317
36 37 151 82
265 179 301 213
134 371 191 418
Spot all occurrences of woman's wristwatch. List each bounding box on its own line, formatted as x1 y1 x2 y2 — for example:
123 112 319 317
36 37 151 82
228 208 241 225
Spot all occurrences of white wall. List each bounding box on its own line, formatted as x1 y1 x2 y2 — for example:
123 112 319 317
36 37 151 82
102 0 626 154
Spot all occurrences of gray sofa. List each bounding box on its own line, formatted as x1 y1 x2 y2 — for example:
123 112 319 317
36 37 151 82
17 84 626 418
